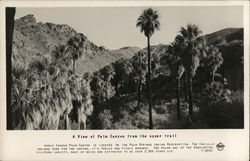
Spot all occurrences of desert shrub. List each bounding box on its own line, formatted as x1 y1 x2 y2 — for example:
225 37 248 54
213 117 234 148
154 102 187 129
199 83 243 128
97 109 113 129
199 101 243 128
133 105 150 129
114 111 137 129
153 113 169 129
12 62 27 79
113 103 169 129
230 90 243 104
29 55 52 72
152 100 208 129
200 82 231 105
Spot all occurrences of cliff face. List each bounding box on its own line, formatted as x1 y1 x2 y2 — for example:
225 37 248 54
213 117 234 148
12 15 140 74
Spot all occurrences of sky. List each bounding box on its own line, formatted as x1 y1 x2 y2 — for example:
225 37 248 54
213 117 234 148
15 6 243 50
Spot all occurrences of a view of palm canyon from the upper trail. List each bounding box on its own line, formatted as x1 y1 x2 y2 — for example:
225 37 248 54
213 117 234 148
7 6 244 130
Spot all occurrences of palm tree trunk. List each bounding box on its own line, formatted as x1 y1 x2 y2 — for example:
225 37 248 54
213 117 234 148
106 81 108 104
79 117 86 130
115 83 120 97
147 36 153 129
120 73 123 93
221 64 225 85
176 78 181 120
212 72 215 83
65 114 69 130
83 121 86 130
137 52 142 110
137 76 142 110
6 7 16 130
78 111 81 130
188 73 193 116
184 72 188 102
73 59 76 71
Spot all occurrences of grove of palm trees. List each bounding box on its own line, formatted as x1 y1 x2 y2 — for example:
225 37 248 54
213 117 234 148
8 7 244 130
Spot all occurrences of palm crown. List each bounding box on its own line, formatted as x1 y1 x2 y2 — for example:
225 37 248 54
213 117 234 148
67 36 84 60
136 8 160 38
175 24 205 76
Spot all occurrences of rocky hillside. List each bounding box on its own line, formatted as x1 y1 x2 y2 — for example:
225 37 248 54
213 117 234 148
12 15 140 74
76 46 140 74
204 28 243 45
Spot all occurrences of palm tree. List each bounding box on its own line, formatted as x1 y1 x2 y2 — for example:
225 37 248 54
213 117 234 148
130 51 147 111
183 72 188 102
66 36 84 71
137 51 143 110
164 42 185 120
113 58 133 96
176 24 205 117
136 8 160 129
206 45 223 83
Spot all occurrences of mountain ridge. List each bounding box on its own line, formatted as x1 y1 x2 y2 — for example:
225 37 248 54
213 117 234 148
204 28 243 44
12 14 141 74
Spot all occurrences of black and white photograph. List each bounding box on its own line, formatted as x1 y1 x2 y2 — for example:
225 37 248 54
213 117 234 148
6 5 244 130
1 1 249 161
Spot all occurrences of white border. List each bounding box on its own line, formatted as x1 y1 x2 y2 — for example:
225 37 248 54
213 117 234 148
0 1 249 161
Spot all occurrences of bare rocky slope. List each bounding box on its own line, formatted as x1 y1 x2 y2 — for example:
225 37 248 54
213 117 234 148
12 14 141 74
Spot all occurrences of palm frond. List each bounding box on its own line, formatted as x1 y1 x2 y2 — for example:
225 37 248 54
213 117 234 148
136 8 160 37
12 62 26 79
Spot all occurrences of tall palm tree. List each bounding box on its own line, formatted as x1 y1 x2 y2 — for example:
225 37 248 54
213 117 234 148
130 51 147 111
136 8 160 129
66 36 84 71
183 72 188 102
137 51 143 110
165 42 185 120
176 24 205 117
